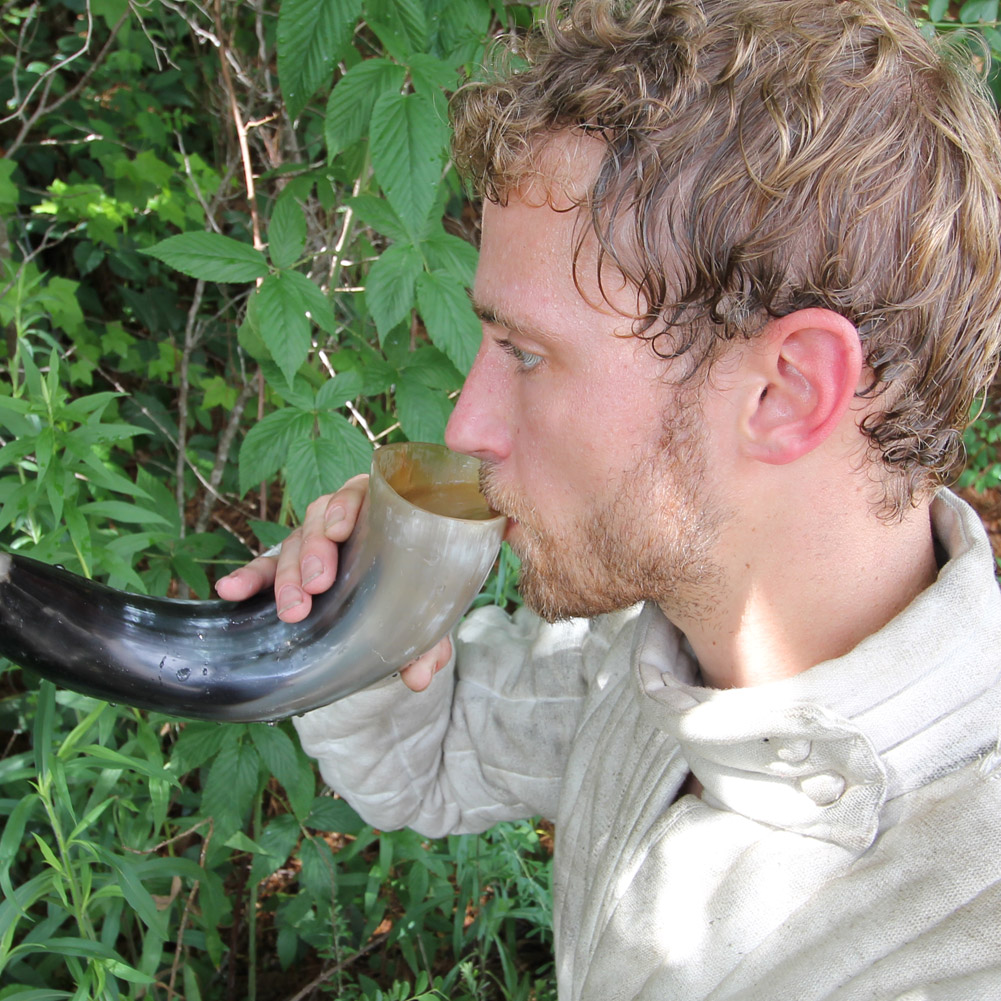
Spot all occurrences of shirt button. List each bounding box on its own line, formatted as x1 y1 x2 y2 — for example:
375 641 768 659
799 771 847 806
775 739 812 763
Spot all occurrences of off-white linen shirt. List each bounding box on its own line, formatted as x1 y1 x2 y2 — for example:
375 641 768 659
294 489 1001 1000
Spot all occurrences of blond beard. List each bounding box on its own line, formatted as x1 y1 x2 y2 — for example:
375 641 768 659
479 418 726 624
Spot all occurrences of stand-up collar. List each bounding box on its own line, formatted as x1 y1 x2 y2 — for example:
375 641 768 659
635 490 1001 854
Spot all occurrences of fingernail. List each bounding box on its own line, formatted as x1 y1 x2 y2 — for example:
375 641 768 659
277 585 302 615
301 556 323 585
325 503 345 528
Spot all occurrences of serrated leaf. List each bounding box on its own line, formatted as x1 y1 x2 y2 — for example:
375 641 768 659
316 370 364 409
400 345 463 390
268 191 307 269
251 519 292 551
306 795 366 834
424 228 478 286
960 0 998 22
299 836 336 904
285 421 371 517
142 233 268 283
396 377 452 445
202 733 261 832
348 193 410 243
262 366 317 409
250 724 314 818
366 0 428 60
416 269 480 373
277 0 363 121
169 721 234 774
238 407 315 495
370 90 448 236
254 273 313 384
325 59 407 162
281 269 338 336
408 52 459 97
249 814 301 885
364 241 423 338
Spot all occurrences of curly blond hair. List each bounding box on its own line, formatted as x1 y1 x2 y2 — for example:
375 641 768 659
452 0 1001 516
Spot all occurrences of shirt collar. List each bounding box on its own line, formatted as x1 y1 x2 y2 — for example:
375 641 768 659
634 489 1001 854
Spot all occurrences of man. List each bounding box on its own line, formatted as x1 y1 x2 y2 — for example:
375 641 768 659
217 0 1001 996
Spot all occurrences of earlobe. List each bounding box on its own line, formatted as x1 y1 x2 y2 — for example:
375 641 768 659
742 309 863 465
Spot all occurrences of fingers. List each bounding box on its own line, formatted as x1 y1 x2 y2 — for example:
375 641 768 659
215 474 369 623
399 636 453 692
214 554 278 602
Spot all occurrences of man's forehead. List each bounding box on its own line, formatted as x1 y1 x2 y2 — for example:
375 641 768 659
497 130 606 210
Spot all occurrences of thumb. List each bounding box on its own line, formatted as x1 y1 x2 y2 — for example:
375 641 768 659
400 636 453 692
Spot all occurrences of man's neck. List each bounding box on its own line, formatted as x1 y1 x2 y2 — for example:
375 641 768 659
665 495 939 690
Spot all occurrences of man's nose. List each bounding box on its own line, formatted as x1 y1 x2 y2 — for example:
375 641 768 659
445 337 511 462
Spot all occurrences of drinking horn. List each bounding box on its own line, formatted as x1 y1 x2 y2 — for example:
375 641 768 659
0 443 506 722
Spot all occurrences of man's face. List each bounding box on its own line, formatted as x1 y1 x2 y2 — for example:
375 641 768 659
444 187 728 623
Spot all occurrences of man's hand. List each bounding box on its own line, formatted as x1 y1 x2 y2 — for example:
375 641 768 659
215 473 451 692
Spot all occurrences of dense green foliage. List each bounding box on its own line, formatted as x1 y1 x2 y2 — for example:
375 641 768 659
1 1 541 997
1 1 1000 998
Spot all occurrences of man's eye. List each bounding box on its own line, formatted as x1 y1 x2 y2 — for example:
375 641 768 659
498 339 543 371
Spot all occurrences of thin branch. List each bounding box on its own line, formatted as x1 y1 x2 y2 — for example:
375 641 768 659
96 364 238 512
5 6 130 157
175 279 207 541
194 375 259 534
282 932 392 1001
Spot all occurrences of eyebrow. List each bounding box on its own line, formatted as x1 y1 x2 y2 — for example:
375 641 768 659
470 297 553 344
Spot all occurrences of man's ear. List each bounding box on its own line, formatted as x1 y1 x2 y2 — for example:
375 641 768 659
740 308 863 465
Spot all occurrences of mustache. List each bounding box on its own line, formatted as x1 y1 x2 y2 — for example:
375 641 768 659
478 462 535 527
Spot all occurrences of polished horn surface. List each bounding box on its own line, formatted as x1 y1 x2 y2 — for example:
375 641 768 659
0 443 506 721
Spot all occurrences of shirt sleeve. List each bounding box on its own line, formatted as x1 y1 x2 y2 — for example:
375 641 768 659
292 603 616 837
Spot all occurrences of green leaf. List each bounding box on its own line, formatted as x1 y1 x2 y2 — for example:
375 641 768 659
76 500 172 526
298 836 336 904
250 724 314 818
278 0 363 121
281 269 338 336
370 90 448 236
364 242 423 338
325 59 407 162
202 731 261 832
249 814 301 884
142 232 269 283
268 191 308 269
959 0 998 22
348 193 410 243
238 407 315 495
424 228 478 286
316 370 364 409
77 744 180 787
0 158 18 215
366 0 429 60
254 272 313 384
409 52 459 97
97 850 169 939
285 419 371 516
251 520 292 551
262 365 317 409
169 720 232 774
306 795 366 834
396 378 453 445
416 269 481 373
400 345 462 390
